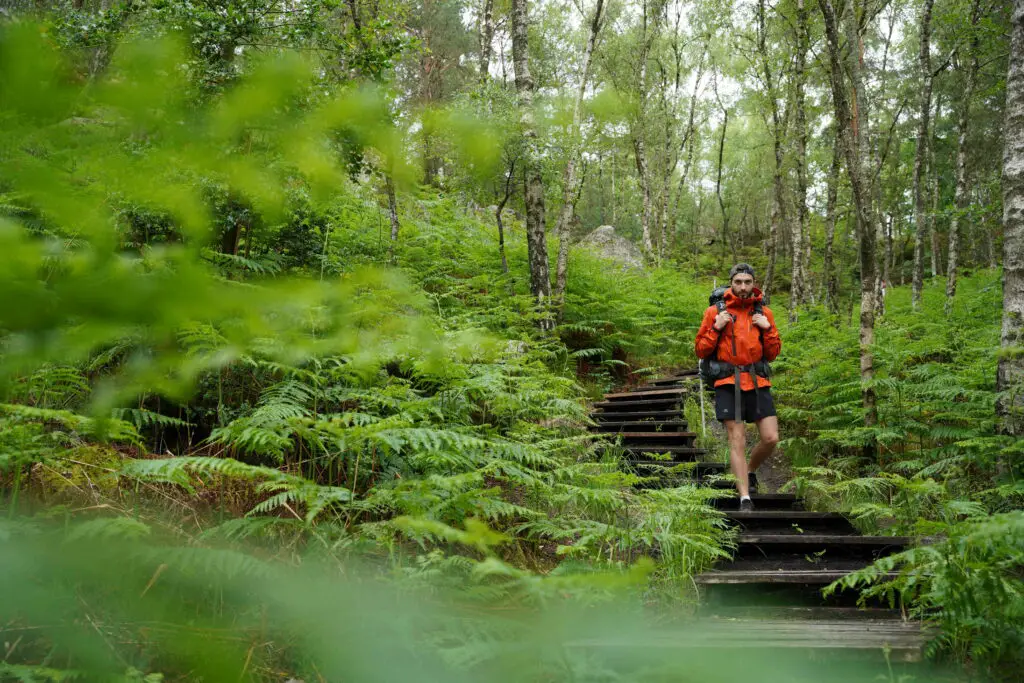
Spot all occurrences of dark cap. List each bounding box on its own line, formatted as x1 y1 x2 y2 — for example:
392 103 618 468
729 263 755 280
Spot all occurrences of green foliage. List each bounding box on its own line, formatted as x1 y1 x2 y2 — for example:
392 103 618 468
0 514 963 683
778 274 1023 673
827 512 1024 679
0 5 1016 678
776 273 1017 499
0 28 743 680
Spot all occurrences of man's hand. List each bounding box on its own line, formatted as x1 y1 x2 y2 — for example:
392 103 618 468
713 310 733 331
752 313 771 330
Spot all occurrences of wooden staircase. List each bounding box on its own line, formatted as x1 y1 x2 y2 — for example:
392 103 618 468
589 370 928 660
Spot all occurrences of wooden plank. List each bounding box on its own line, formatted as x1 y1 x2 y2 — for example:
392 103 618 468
617 431 698 438
703 606 907 621
593 410 683 419
603 387 689 399
624 446 716 455
566 618 926 657
594 421 688 428
695 570 899 584
712 493 801 510
726 511 848 520
592 398 682 408
622 450 708 463
725 493 798 502
738 533 910 545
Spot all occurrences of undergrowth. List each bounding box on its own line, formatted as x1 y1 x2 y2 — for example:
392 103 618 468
776 274 1024 677
0 29 733 681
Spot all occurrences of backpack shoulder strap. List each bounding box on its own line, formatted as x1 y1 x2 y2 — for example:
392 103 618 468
753 301 766 348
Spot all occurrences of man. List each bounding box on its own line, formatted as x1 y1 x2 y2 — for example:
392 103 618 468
694 263 782 511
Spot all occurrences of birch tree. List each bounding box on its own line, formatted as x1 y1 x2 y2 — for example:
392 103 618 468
756 0 787 301
998 0 1024 436
790 0 810 318
911 0 935 310
510 0 553 326
820 0 879 427
823 124 842 315
554 0 606 303
945 0 983 314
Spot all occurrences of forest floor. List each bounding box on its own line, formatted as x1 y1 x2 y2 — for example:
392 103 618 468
755 447 791 494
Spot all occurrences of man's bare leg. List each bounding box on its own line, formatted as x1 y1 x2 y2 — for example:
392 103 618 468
724 419 749 497
748 415 780 474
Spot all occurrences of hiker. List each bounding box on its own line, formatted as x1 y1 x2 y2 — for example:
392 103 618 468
694 263 782 511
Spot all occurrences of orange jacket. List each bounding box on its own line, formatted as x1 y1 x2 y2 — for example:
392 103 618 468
694 288 781 390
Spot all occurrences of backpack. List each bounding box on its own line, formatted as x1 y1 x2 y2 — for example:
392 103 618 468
697 287 770 385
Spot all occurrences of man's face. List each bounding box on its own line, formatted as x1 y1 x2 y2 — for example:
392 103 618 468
730 273 755 298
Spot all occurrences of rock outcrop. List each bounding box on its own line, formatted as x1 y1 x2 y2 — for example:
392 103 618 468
577 226 645 270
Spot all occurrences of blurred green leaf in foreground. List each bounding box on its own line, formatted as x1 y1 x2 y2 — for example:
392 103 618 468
0 21 439 412
0 517 960 683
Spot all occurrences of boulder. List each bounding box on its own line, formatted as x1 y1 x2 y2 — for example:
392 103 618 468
577 225 645 270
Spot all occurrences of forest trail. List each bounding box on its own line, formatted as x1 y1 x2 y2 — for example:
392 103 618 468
591 371 928 660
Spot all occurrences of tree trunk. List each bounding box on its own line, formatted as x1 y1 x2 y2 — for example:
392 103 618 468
790 0 810 319
496 160 515 274
824 124 841 314
386 175 400 243
820 0 878 428
716 106 729 256
554 0 605 302
985 178 999 269
634 134 654 259
611 151 616 225
671 54 705 244
479 0 494 87
511 0 553 326
633 0 655 261
998 0 1024 436
658 167 670 262
946 0 983 315
657 65 673 263
911 0 935 310
880 213 893 316
758 0 786 302
929 93 943 278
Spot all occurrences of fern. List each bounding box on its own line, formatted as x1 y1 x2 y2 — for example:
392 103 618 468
826 512 1024 672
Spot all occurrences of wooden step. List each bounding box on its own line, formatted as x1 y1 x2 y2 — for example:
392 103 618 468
725 511 859 535
633 378 694 390
625 461 757 489
697 618 926 655
616 431 698 438
567 618 926 660
647 377 689 386
695 569 895 585
656 370 697 380
592 398 683 409
738 533 910 547
712 493 800 511
622 436 699 450
603 387 688 399
734 535 910 563
594 421 688 431
702 605 907 621
622 444 711 455
728 511 847 521
592 410 684 420
622 449 709 464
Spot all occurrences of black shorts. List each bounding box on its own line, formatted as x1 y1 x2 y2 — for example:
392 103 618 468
714 385 776 423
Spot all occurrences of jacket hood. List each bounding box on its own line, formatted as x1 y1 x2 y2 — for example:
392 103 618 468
724 287 764 308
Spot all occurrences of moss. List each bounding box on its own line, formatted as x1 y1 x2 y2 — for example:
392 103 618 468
33 445 122 498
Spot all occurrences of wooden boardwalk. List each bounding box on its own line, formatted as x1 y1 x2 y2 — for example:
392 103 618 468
590 370 929 659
